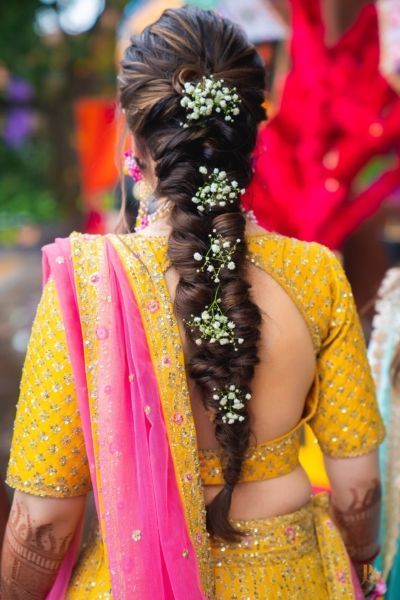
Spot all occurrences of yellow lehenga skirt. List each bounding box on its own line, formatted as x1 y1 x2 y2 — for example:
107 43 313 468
68 494 355 599
212 494 355 599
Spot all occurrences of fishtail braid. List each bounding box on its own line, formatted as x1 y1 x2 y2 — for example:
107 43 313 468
119 5 266 541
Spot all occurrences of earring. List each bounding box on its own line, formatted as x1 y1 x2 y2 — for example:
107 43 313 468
123 151 143 183
134 180 155 203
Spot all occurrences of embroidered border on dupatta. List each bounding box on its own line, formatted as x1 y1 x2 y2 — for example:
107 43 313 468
109 233 214 598
41 235 99 600
69 233 110 549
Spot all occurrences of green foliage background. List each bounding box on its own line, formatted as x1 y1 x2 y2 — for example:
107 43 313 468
0 0 124 243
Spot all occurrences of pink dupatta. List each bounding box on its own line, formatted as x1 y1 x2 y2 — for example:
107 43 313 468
41 233 363 600
42 236 207 599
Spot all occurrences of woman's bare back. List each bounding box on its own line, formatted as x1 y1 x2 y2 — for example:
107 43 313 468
162 223 316 519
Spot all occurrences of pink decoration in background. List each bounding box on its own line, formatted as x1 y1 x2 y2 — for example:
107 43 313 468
375 578 388 596
243 0 400 249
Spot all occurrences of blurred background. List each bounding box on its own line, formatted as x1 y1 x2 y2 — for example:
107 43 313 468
0 0 399 497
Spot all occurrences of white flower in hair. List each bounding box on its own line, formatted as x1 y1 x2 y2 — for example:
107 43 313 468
180 76 241 128
184 288 244 350
192 166 245 213
195 232 241 284
212 385 252 424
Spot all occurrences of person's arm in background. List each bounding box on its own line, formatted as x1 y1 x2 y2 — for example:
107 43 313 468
1 491 86 599
0 481 10 550
325 451 381 579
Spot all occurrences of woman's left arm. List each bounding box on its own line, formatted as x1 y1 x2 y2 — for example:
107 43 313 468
1 490 86 599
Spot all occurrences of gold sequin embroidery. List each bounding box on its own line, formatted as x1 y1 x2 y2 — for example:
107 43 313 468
7 279 91 497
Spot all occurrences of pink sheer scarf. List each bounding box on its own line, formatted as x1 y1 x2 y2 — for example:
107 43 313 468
41 235 364 600
42 237 206 599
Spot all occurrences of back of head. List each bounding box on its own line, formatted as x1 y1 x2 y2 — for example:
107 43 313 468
119 5 266 541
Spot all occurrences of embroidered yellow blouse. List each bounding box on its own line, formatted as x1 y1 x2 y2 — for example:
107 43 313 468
7 232 385 496
7 278 91 497
198 233 385 485
5 231 385 599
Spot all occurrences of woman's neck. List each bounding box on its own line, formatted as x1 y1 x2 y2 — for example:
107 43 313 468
135 217 267 239
136 219 172 237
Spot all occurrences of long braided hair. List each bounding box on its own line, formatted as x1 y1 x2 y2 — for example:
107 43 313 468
119 6 266 541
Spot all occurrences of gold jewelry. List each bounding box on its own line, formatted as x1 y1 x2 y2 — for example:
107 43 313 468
134 179 154 203
135 198 172 231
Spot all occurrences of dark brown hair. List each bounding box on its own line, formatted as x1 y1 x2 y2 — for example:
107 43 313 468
119 6 266 540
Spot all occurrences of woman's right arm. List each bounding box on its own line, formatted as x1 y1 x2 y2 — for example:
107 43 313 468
1 278 92 598
324 451 381 573
1 491 86 600
309 249 385 577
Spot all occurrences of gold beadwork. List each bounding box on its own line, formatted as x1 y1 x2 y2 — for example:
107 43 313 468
199 429 302 485
6 279 91 498
111 233 214 596
7 230 385 600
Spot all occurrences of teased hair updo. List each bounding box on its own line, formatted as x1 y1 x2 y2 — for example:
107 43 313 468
119 5 266 541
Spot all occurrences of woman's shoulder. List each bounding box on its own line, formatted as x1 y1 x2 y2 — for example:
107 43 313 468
65 231 170 277
41 232 107 286
43 231 106 254
248 229 345 350
246 227 338 278
45 231 127 260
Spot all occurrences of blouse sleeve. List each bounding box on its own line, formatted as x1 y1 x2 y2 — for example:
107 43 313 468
309 250 386 458
6 279 91 497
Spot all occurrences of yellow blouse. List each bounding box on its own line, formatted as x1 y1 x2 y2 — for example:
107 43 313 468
7 278 91 497
199 235 385 485
7 232 385 498
5 231 385 600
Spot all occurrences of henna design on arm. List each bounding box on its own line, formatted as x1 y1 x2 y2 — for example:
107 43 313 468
331 478 381 563
1 501 73 600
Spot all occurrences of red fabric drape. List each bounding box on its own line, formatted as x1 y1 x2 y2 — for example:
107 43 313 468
243 1 400 249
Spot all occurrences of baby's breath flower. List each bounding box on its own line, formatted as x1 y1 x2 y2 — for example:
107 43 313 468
180 76 241 128
185 301 240 348
212 385 252 424
194 232 240 284
192 167 244 213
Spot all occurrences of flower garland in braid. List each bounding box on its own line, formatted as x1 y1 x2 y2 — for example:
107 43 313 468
179 80 254 426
